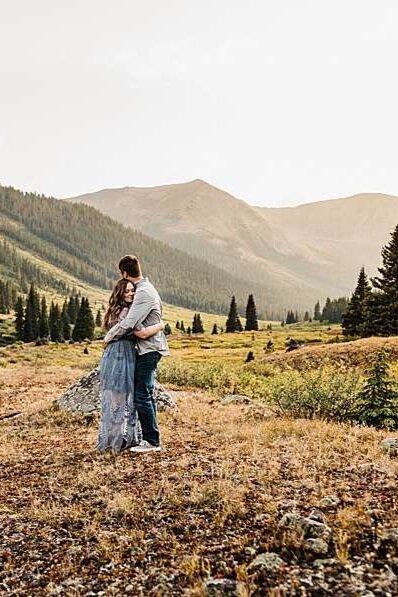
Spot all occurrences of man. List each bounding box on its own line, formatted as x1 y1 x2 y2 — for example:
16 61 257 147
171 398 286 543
104 255 170 453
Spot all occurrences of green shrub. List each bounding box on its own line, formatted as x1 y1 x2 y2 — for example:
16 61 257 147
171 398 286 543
261 365 362 422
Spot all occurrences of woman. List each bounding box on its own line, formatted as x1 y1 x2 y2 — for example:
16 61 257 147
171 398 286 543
97 279 163 453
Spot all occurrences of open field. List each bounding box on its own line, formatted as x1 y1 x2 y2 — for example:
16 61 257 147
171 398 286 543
1 330 398 595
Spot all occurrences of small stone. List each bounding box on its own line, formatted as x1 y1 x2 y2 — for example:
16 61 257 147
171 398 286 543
381 438 398 455
308 508 327 523
318 496 341 509
204 578 245 596
304 538 329 556
303 519 332 543
278 512 305 531
247 552 284 574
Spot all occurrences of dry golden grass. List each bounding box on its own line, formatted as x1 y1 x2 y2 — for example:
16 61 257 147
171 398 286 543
0 340 397 594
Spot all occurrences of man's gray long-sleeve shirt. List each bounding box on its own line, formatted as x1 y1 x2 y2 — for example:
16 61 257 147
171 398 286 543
104 277 170 356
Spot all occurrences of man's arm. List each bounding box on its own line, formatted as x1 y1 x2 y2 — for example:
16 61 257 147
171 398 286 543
104 289 154 343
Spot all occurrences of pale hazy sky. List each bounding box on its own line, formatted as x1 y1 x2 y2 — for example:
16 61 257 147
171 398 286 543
1 1 398 207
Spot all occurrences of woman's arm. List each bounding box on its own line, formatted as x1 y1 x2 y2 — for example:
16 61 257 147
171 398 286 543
134 321 164 340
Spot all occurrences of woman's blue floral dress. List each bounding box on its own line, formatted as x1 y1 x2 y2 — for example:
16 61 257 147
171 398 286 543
97 307 140 453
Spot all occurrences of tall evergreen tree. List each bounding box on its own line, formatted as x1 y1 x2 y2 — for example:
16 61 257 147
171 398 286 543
304 311 310 322
342 267 372 336
211 323 218 335
245 294 259 331
23 284 39 341
226 296 242 333
366 225 398 336
175 321 180 330
73 297 95 341
95 309 102 327
314 300 321 321
180 320 185 333
164 323 172 335
14 296 24 341
38 296 50 339
61 300 71 340
49 302 63 342
192 313 204 334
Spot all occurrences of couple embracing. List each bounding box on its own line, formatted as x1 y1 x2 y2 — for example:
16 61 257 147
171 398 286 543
97 255 169 455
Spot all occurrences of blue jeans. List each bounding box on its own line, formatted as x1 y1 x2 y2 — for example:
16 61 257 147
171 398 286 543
134 351 161 446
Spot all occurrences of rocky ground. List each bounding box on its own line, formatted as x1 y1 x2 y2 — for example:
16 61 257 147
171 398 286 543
0 364 398 596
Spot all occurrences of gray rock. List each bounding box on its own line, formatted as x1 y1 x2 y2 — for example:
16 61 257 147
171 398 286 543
308 508 328 524
222 394 252 405
204 578 246 596
278 512 305 531
304 519 332 542
381 437 398 455
318 495 341 509
247 552 284 574
278 512 332 543
304 538 329 556
57 367 176 413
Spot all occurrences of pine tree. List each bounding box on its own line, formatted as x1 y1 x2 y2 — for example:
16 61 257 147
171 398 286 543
72 298 86 341
355 349 398 429
61 300 71 340
95 309 102 327
83 298 95 340
23 284 39 342
180 321 185 333
49 302 63 342
176 321 180 330
321 298 331 322
187 326 192 335
304 311 310 322
366 225 398 336
164 323 172 335
192 313 204 334
14 296 24 341
286 310 295 324
226 296 242 333
38 296 50 339
314 301 321 321
211 323 218 335
245 294 259 331
342 267 372 337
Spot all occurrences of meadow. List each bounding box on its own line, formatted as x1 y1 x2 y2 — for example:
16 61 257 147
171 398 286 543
1 323 397 595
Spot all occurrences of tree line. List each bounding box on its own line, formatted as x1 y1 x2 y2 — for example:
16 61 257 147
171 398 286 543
0 185 273 318
14 284 99 343
342 223 398 337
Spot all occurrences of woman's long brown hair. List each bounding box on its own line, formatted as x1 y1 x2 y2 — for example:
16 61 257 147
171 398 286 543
104 279 132 330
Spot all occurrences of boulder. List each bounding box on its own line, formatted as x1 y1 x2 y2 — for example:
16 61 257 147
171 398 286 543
57 367 176 413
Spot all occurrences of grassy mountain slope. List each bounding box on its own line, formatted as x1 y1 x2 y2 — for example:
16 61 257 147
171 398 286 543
69 180 398 308
0 185 269 317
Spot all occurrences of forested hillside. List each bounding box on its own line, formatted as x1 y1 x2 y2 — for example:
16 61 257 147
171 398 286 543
0 185 269 316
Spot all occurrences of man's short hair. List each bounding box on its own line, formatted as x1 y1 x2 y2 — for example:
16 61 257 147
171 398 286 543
118 255 142 278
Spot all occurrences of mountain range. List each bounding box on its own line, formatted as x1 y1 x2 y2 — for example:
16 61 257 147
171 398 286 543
0 185 268 317
68 179 398 311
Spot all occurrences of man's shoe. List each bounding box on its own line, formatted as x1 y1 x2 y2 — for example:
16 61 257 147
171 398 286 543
129 440 161 454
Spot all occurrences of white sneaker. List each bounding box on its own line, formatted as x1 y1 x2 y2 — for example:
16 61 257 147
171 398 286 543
129 440 162 454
